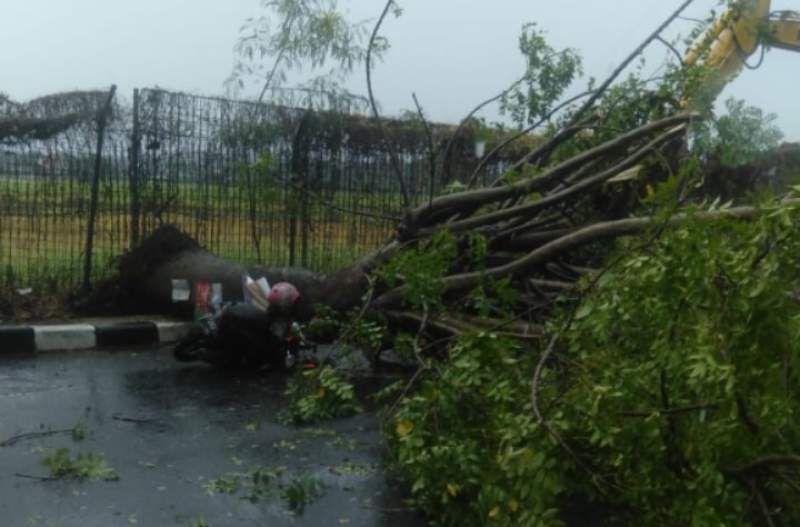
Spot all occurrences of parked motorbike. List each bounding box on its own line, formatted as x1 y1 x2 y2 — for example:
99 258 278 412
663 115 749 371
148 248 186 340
173 282 313 370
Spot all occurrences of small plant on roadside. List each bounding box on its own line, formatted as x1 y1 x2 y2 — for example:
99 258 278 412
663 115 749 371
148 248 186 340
70 423 87 442
245 467 284 503
281 474 326 514
282 366 362 424
204 466 324 515
204 474 242 496
40 448 119 481
186 517 210 527
25 515 63 527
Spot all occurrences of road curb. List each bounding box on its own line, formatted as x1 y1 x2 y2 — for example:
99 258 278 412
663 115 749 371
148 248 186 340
0 321 193 354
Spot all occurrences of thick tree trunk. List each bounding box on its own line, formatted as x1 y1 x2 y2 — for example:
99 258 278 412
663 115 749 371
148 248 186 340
76 225 394 320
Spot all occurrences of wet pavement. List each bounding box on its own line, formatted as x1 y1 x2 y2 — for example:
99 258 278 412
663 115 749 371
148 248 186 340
0 348 426 527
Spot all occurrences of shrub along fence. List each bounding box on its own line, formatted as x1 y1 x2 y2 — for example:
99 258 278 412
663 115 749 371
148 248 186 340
0 86 507 291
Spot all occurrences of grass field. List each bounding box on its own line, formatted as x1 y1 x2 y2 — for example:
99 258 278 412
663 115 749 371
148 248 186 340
0 173 398 289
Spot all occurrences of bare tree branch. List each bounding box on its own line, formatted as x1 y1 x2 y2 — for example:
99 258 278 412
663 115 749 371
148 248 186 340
406 113 696 231
416 124 686 237
366 0 411 208
466 89 596 189
441 76 525 182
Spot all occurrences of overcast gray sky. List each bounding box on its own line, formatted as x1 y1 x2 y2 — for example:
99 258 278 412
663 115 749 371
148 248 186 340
2 1 798 139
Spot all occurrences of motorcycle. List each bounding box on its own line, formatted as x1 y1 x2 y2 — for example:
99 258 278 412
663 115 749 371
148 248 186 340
173 302 313 370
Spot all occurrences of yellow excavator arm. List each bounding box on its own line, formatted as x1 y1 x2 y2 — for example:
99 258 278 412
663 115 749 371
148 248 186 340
768 10 800 51
684 0 800 106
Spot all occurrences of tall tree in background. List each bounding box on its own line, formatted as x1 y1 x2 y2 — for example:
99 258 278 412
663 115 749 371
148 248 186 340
227 0 399 110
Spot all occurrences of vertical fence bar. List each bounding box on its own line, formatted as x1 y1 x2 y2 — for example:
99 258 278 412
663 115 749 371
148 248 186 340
82 85 117 291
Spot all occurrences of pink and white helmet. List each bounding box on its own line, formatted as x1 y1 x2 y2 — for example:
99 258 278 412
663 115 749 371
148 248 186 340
268 282 301 310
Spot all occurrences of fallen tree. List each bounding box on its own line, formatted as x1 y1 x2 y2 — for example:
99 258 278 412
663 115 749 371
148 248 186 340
75 1 740 327
77 1 800 524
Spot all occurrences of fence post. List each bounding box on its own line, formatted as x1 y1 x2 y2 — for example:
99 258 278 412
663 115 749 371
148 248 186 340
300 160 310 268
290 111 313 267
82 84 117 291
129 88 142 249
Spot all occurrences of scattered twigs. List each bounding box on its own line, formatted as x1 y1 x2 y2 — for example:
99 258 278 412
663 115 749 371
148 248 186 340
14 473 59 482
0 429 75 447
111 414 160 425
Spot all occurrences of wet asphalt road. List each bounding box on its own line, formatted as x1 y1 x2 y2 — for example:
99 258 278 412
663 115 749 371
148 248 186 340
0 348 426 527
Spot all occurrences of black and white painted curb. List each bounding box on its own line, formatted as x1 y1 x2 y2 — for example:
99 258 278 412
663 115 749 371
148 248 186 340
0 321 193 354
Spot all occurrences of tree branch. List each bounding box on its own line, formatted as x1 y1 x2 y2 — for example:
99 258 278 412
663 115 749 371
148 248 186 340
366 0 411 209
469 90 598 190
416 123 686 237
406 113 696 231
441 76 525 182
375 200 799 308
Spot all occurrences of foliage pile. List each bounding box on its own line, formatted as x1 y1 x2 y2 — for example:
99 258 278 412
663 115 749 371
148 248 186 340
282 365 362 424
206 466 325 515
96 2 800 524
387 332 559 526
40 448 119 482
386 197 800 526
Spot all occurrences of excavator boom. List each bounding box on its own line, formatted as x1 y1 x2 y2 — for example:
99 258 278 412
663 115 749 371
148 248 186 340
767 11 800 51
684 0 800 107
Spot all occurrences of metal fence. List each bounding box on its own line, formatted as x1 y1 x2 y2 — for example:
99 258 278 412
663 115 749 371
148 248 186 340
0 87 503 291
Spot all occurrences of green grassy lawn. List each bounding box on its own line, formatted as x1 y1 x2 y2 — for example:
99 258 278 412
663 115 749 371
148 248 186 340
0 171 400 289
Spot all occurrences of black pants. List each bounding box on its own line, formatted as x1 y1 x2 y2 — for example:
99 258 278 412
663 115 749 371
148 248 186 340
210 303 288 368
